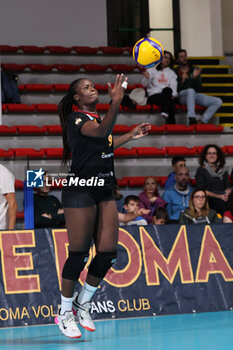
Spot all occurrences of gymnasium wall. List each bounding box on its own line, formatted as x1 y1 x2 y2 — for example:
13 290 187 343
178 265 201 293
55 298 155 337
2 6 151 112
0 0 108 46
221 0 233 54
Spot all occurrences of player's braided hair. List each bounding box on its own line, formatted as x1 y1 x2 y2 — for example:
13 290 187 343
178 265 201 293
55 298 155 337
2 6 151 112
58 78 84 164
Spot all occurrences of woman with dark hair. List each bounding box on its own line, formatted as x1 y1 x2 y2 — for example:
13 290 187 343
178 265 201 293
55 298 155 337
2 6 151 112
223 191 233 223
141 50 177 124
179 188 221 224
195 144 232 216
139 176 167 224
55 74 150 338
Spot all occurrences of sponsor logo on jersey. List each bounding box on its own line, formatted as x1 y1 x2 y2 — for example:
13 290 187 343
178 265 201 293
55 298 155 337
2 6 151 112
75 118 82 125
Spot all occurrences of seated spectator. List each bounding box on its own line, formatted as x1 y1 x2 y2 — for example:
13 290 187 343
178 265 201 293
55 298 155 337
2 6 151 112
179 188 221 224
195 144 231 216
119 195 148 226
165 156 186 190
1 69 21 103
34 173 65 228
231 168 233 182
121 88 146 110
141 50 178 124
114 184 125 213
163 167 192 223
0 164 17 229
223 191 233 223
152 207 169 225
139 176 167 224
175 49 222 125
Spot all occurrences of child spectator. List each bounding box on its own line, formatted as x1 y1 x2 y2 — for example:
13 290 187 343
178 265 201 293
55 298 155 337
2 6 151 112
119 195 148 226
152 207 169 225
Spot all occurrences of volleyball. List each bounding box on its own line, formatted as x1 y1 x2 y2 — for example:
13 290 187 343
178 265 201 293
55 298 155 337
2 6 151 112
133 37 164 68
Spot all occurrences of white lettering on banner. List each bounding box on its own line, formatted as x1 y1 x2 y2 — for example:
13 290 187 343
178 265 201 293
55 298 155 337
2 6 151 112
45 176 105 187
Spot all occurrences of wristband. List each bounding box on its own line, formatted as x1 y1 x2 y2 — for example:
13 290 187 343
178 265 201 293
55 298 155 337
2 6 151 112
121 81 128 89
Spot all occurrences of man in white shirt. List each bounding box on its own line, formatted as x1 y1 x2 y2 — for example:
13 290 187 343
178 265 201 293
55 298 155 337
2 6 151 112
0 164 17 230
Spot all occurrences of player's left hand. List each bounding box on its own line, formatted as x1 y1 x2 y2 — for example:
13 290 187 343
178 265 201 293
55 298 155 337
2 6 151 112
129 123 151 139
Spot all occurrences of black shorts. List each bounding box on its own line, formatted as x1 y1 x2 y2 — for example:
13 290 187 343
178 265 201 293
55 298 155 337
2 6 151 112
62 188 115 208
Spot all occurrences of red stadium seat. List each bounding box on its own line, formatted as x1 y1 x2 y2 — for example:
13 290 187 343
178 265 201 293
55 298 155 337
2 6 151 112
94 84 109 92
224 146 233 155
190 179 196 187
45 46 71 54
1 64 27 72
137 147 166 157
15 179 24 190
165 124 194 133
108 64 135 72
16 211 24 220
127 176 145 187
56 64 80 72
10 148 45 159
194 124 223 133
46 125 62 134
24 84 53 92
72 46 99 54
117 178 129 187
19 45 45 53
18 85 25 92
0 45 18 53
36 104 58 113
0 149 14 158
53 84 69 92
42 148 64 159
114 147 137 158
80 64 108 72
96 104 110 112
16 125 47 135
193 146 204 155
2 104 7 113
148 125 166 134
27 64 54 71
135 105 151 112
7 104 37 113
156 176 167 187
0 125 17 135
112 125 131 134
165 147 196 156
98 47 130 54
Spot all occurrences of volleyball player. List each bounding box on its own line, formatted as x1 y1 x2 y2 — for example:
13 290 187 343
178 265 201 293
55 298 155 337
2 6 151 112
56 74 151 338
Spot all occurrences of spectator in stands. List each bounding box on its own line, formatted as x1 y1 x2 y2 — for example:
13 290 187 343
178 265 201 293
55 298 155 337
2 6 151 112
163 167 192 223
223 191 233 223
141 50 178 124
152 207 169 225
195 144 231 216
119 195 148 226
34 173 65 228
1 69 21 103
165 156 186 190
114 184 125 213
179 188 221 224
139 176 167 224
175 49 222 125
0 164 17 230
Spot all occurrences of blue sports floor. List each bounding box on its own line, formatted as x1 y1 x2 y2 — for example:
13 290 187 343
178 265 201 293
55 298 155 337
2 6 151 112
0 311 233 350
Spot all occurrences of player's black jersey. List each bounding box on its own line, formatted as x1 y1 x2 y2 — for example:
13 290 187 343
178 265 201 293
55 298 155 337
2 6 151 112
65 111 116 190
